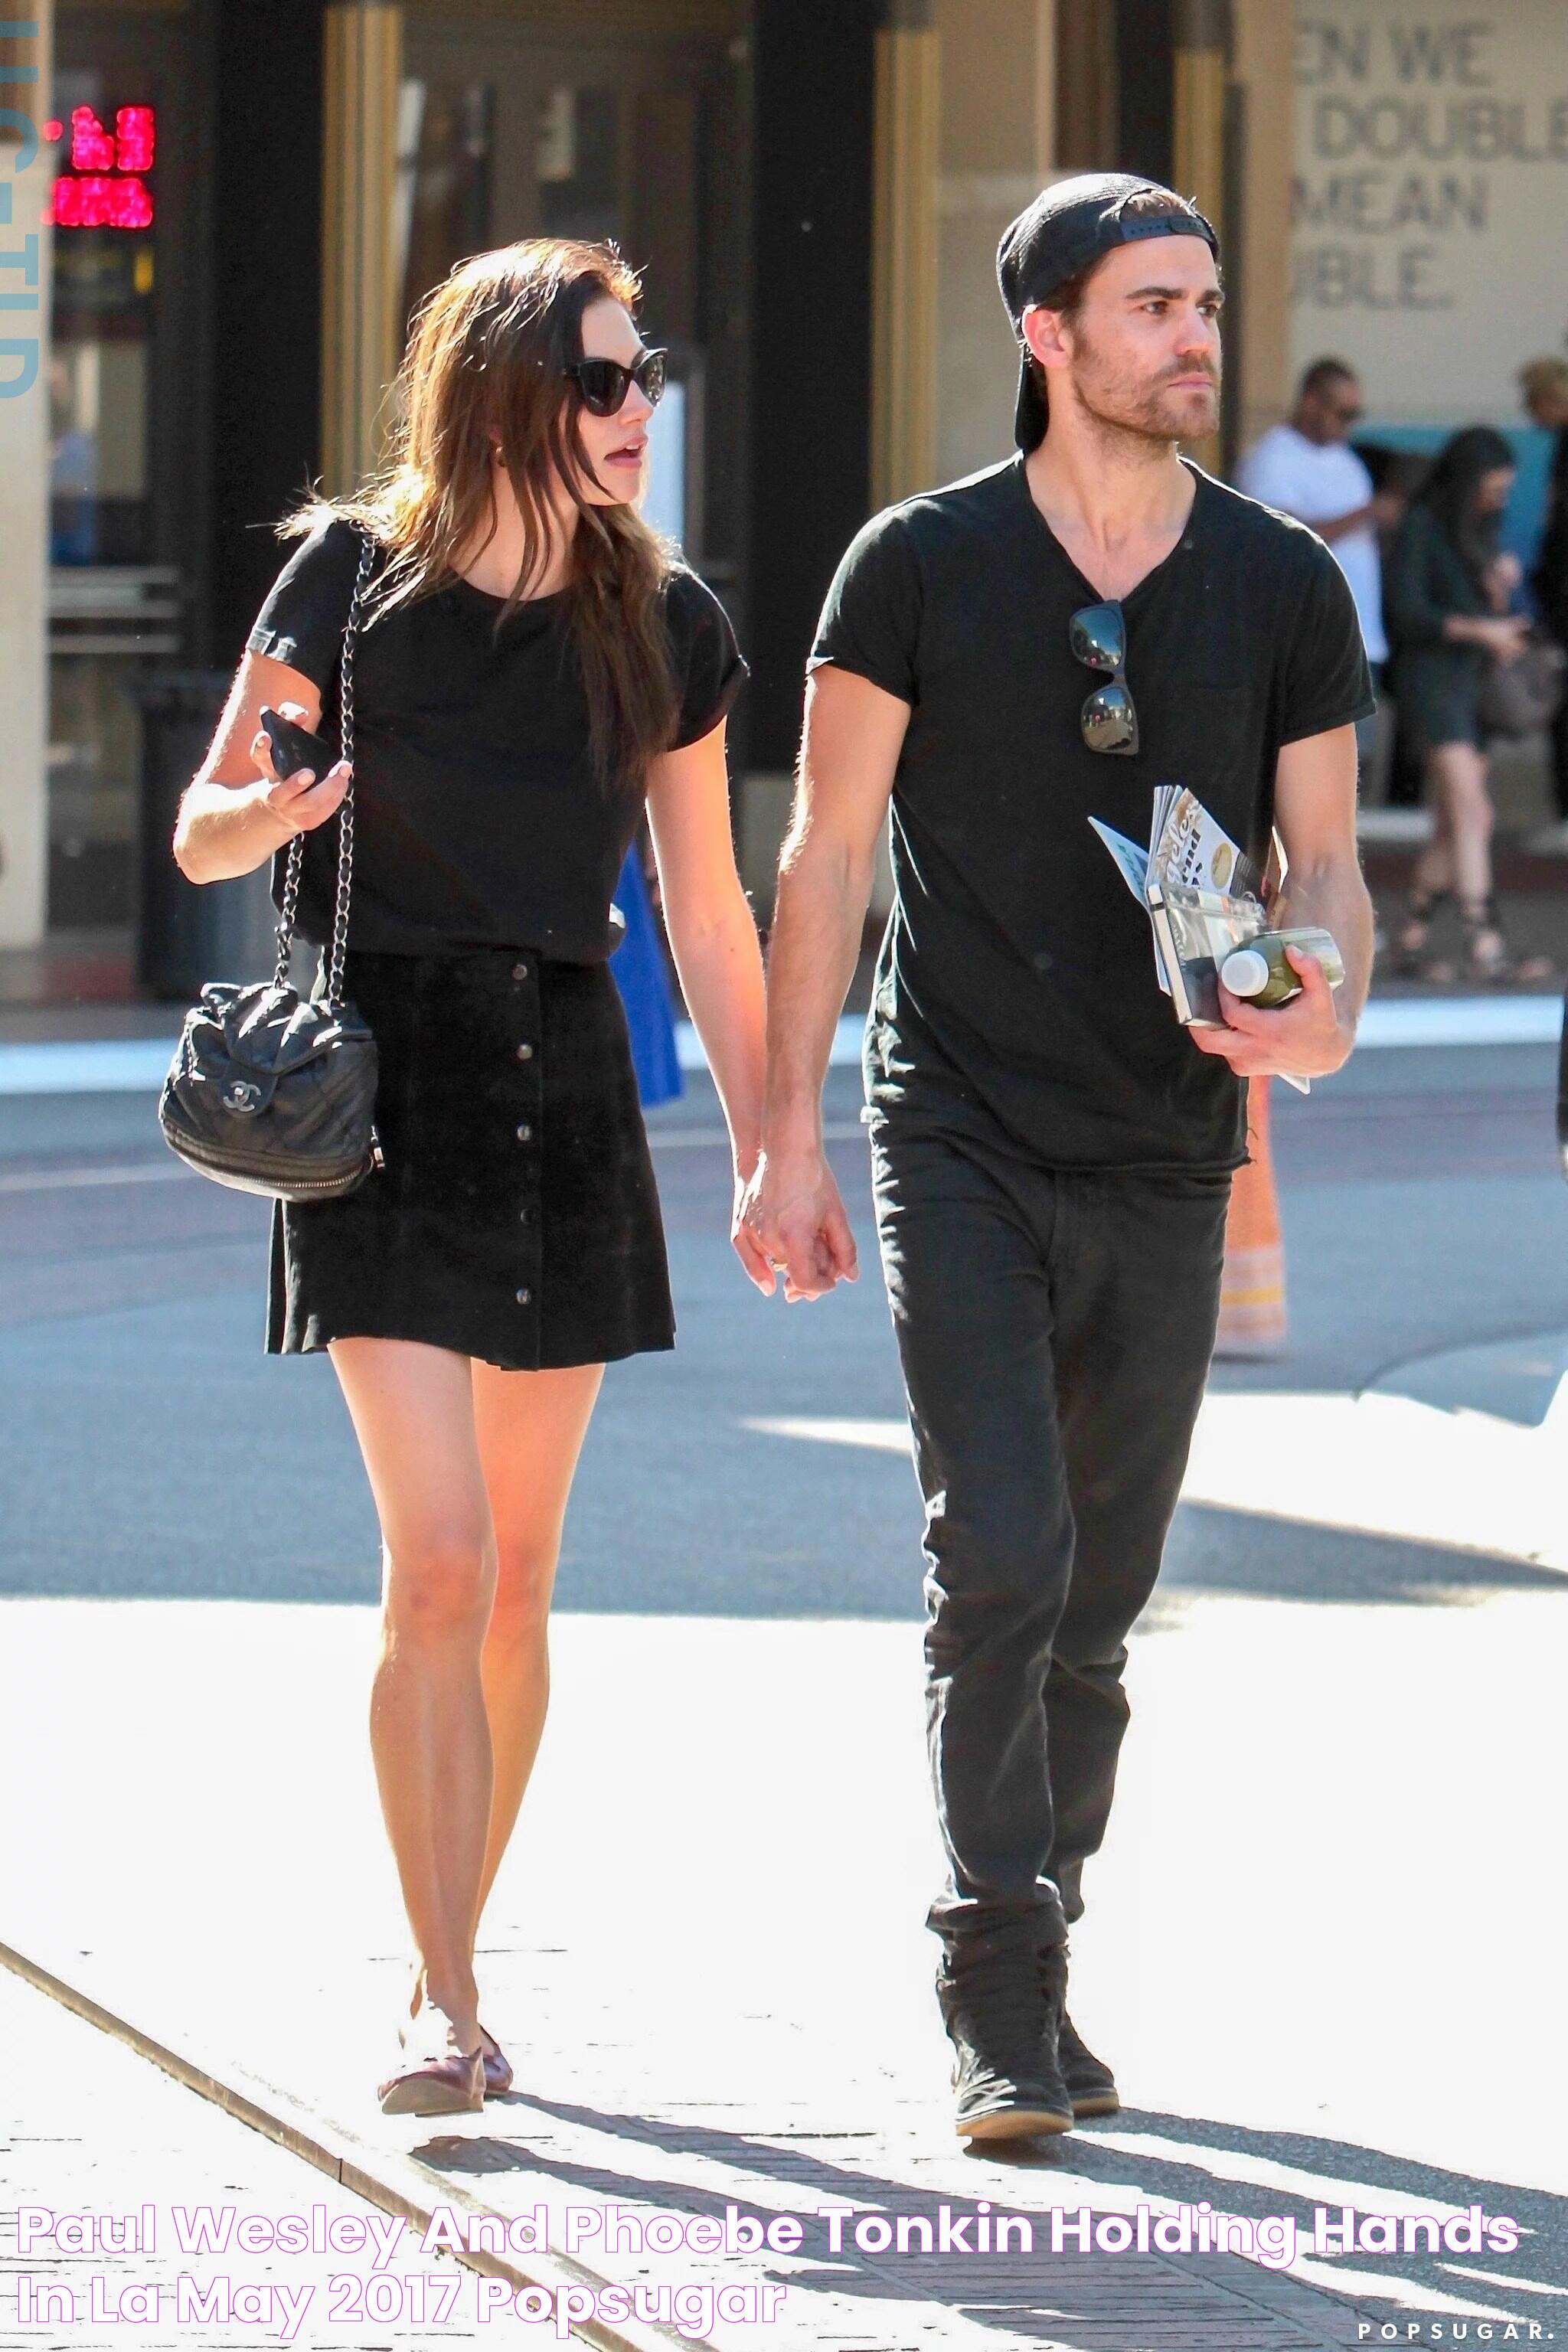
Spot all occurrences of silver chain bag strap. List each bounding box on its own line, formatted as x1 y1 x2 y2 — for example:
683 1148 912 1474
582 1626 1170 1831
158 527 383 1200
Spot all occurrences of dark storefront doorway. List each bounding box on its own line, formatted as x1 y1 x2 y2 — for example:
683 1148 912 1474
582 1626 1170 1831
399 2 750 631
47 2 209 951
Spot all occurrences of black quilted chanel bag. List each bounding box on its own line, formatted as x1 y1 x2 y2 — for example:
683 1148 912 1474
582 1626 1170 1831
159 528 383 1200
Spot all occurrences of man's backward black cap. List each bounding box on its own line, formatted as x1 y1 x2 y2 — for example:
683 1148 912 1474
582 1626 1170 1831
997 172 1220 452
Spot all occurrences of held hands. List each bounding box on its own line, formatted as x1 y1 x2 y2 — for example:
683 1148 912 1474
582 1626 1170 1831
1188 946 1351 1082
250 701 352 838
735 1146 859 1302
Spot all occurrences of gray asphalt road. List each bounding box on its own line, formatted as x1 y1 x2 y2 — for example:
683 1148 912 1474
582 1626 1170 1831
2 1047 1566 1610
4 1047 1566 2330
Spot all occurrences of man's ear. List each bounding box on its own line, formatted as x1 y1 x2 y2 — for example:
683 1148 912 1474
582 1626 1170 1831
1021 302 1072 374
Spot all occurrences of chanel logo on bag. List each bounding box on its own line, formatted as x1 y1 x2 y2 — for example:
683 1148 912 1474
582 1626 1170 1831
224 1080 263 1114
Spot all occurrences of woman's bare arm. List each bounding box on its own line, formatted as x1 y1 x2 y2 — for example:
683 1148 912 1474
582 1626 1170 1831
172 650 352 884
644 717 772 1289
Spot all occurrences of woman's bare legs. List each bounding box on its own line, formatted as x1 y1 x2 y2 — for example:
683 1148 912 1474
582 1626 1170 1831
1423 741 1550 975
1397 742 1485 974
469 1359 603 1931
1426 742 1493 907
329 1339 606 2060
329 1338 497 2056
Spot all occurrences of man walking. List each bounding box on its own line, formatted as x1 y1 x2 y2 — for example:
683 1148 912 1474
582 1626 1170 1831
743 175 1374 2141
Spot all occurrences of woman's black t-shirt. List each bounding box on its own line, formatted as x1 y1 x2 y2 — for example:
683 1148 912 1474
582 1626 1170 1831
245 516 745 962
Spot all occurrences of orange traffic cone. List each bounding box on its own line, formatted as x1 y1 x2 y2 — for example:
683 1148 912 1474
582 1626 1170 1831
1214 1076 1286 1357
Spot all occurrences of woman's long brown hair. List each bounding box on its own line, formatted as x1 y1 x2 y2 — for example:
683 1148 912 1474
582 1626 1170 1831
286 239 678 788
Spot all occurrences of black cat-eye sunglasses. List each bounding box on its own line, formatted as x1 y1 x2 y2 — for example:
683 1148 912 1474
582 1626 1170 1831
562 348 668 417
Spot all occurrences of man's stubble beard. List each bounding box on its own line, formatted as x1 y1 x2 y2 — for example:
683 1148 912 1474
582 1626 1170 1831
1068 341 1221 455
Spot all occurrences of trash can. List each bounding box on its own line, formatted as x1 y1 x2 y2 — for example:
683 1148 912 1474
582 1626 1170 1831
136 671 282 1001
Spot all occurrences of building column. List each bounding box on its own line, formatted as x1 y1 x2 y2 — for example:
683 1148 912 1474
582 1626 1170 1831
930 0 1056 486
1173 0 1230 474
1054 0 1116 174
321 2 401 497
1173 0 1229 225
0 6 51 950
1230 0 1294 456
1034 0 1056 178
871 0 939 512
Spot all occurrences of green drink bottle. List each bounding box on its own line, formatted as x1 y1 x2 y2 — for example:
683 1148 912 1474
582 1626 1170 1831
1220 927 1345 1008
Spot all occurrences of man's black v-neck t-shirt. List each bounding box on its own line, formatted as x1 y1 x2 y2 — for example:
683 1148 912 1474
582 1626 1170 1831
247 515 745 964
810 456 1372 1172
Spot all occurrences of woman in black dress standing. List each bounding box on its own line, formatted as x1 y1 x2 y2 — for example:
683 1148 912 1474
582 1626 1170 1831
1385 425 1549 982
174 240 769 2114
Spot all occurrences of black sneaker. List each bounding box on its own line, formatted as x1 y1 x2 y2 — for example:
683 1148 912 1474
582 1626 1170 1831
937 1933 1074 2142
1056 2011 1120 2118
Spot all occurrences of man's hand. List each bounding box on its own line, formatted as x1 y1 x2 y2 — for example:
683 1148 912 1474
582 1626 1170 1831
737 1145 859 1302
1187 947 1351 1080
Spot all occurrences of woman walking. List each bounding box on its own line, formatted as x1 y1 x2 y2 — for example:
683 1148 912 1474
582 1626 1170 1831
173 240 769 2114
1386 425 1550 982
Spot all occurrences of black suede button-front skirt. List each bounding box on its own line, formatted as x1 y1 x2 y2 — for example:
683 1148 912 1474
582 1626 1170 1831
266 948 675 1372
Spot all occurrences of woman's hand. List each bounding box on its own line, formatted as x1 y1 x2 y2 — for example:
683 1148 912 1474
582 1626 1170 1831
1485 550 1522 611
730 1156 776 1295
1462 615 1530 665
249 701 352 837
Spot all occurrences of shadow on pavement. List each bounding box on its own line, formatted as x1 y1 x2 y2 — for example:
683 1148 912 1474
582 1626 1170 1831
400 2090 1568 2345
4 1481 1563 1615
1162 1500 1568 1607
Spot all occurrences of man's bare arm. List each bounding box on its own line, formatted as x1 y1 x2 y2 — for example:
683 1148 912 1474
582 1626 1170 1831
1270 724 1376 1024
740 665 910 1299
1190 721 1374 1080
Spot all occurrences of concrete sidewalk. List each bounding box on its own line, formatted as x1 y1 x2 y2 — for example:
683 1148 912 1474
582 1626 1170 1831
2 1597 1562 2352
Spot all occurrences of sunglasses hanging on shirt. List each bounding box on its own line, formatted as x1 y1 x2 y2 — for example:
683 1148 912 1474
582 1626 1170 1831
563 348 668 417
1069 598 1139 756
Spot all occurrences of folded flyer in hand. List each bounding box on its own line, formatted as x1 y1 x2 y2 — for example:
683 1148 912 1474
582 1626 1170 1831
1091 789 1312 1093
1089 788 1266 1019
1147 784 1265 904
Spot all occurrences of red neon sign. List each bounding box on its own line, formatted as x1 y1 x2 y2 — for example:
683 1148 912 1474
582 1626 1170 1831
51 175 152 230
46 103 157 229
113 106 155 174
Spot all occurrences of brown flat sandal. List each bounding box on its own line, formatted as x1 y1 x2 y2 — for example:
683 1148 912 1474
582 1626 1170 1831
1387 887 1451 982
1459 897 1555 987
479 2024 514 2099
377 2045 484 2117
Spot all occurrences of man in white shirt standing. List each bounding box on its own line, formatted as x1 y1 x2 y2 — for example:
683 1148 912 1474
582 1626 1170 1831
1240 358 1402 765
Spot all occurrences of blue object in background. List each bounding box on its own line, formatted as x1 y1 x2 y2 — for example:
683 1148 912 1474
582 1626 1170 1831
609 844 683 1109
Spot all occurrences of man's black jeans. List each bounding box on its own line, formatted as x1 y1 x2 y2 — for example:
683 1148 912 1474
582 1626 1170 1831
871 1118 1231 1953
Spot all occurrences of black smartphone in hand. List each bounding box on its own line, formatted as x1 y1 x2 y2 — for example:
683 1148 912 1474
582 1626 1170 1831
260 707 338 780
